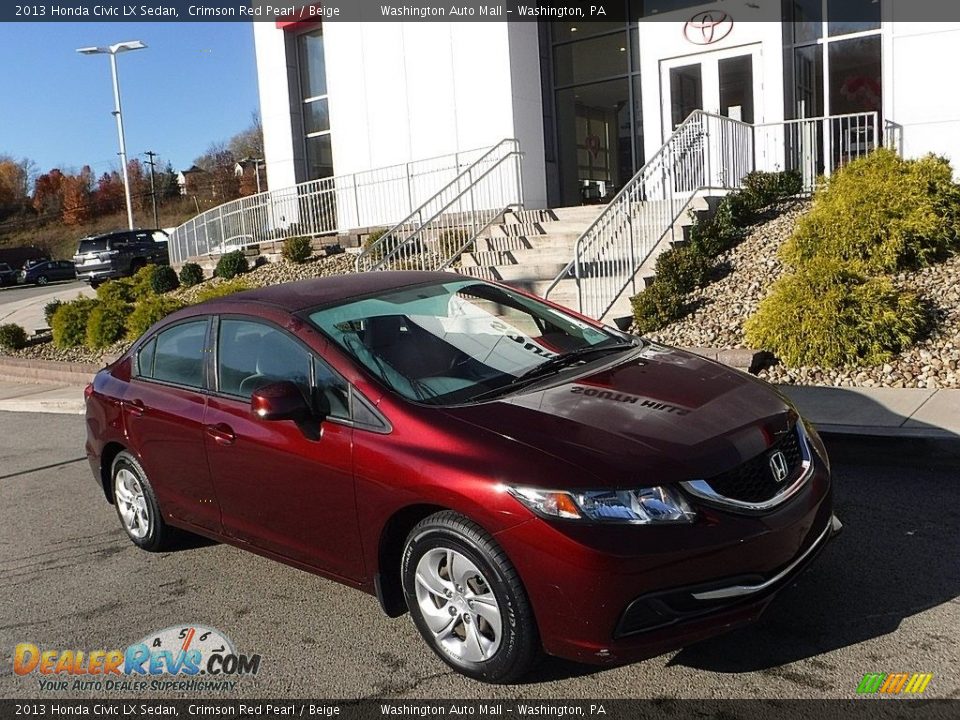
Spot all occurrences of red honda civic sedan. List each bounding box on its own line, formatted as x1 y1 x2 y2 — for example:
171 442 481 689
85 271 840 683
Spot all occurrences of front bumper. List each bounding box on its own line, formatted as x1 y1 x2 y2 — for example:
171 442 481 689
495 458 837 665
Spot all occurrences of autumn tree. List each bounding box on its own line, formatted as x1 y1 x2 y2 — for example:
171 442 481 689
61 166 94 225
0 156 33 219
96 171 125 215
193 143 240 201
32 169 65 217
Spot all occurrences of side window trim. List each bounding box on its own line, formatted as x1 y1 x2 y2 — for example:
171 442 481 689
131 316 212 392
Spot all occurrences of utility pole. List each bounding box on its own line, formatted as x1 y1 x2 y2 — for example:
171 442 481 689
143 150 160 228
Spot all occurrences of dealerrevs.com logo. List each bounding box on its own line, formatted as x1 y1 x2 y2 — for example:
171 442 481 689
14 625 261 693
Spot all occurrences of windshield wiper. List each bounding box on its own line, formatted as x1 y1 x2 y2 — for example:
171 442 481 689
468 341 636 402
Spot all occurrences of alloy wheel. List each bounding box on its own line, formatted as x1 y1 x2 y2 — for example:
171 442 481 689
114 468 150 539
414 547 503 663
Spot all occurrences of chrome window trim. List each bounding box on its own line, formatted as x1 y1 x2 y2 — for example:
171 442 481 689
691 517 836 601
680 423 814 513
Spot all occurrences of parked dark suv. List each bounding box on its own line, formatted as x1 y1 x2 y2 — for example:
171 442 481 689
73 229 170 287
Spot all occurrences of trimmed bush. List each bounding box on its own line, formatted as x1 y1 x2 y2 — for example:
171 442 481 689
130 265 160 300
43 299 63 326
631 283 686 335
126 296 187 340
96 278 135 305
437 228 468 259
654 245 714 295
363 228 398 262
782 149 960 273
52 297 99 349
86 301 130 349
214 250 249 279
282 236 313 263
744 259 928 367
742 170 803 207
193 279 251 303
0 323 28 351
150 265 180 294
179 262 204 287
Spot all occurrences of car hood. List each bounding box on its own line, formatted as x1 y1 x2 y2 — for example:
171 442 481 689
440 344 796 487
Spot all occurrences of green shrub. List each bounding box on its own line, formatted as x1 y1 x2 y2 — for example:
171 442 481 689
437 228 469 258
282 236 312 263
85 301 130 349
364 228 405 262
193 279 251 303
52 297 99 349
43 299 63 325
744 259 928 367
179 262 204 287
742 170 803 207
126 296 187 340
631 283 686 335
95 278 135 305
782 149 960 272
654 245 714 294
214 250 249 279
149 265 180 294
130 265 159 300
0 323 28 351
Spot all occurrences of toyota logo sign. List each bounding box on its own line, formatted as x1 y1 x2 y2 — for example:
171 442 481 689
684 11 734 45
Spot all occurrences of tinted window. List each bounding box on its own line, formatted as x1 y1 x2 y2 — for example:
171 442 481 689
152 321 208 388
78 238 109 253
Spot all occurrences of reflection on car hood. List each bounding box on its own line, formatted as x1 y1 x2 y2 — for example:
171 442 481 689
441 344 795 486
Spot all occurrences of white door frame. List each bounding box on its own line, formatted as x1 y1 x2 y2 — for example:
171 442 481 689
659 44 764 138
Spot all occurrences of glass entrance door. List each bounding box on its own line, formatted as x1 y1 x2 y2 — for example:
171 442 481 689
660 46 761 136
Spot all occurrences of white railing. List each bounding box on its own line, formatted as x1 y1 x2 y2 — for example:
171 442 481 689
548 111 893 320
754 112 880 191
167 144 497 264
544 111 753 320
355 139 523 272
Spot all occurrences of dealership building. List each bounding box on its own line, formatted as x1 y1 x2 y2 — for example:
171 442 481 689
252 0 960 213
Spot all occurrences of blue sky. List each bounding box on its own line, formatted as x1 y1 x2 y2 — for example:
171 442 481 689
1 22 259 178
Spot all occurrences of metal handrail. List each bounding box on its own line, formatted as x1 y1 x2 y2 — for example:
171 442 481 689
355 138 522 272
167 142 499 264
547 110 889 320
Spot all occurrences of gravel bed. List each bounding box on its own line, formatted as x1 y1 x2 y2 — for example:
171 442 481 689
645 200 960 389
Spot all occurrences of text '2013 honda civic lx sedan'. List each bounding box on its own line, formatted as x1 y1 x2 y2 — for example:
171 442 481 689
84 271 841 683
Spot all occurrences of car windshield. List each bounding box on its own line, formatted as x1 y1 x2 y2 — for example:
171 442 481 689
308 279 635 405
78 238 109 253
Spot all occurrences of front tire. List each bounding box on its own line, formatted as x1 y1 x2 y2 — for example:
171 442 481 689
111 451 174 552
401 511 540 683
36 275 48 286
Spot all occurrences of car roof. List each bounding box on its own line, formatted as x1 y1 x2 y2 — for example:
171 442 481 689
208 271 463 313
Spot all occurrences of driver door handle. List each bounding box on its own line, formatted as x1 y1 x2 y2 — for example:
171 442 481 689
122 399 145 417
205 423 236 446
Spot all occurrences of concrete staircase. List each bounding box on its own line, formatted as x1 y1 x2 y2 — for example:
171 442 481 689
458 197 716 323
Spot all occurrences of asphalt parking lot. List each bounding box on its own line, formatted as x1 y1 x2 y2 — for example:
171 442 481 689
0 412 958 700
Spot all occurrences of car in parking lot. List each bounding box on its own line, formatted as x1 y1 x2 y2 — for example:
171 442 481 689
20 259 77 286
0 263 19 286
72 229 169 287
83 271 839 683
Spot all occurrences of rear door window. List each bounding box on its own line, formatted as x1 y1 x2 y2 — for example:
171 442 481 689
150 321 209 388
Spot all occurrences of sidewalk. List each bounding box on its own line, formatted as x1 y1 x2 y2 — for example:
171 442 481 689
0 374 956 438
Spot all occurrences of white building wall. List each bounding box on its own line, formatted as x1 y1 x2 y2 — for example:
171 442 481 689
252 22 299 192
886 18 960 171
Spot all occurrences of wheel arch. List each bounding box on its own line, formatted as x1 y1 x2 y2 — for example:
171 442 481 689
99 441 128 503
374 503 450 618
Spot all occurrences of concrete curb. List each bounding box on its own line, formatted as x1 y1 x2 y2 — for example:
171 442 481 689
0 356 101 385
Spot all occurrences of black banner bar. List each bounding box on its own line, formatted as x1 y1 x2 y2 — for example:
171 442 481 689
5 0 960 23
0 700 957 720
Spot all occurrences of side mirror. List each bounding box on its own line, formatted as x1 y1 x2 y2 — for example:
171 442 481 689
250 381 311 422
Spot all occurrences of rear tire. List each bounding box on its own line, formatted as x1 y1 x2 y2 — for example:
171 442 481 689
401 511 541 683
111 451 175 552
36 275 48 286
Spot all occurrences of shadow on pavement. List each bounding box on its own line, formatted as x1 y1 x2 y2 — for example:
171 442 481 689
671 435 960 674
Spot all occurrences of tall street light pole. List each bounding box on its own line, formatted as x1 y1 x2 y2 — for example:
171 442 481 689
77 40 147 231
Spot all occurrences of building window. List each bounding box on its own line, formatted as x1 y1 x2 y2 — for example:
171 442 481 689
784 0 882 120
297 28 333 181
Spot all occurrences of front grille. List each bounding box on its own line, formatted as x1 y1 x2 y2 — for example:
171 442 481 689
703 426 804 503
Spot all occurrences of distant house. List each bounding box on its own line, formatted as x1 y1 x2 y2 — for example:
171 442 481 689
234 159 265 196
176 165 206 196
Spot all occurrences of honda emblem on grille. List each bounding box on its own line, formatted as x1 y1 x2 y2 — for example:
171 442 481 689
769 451 790 483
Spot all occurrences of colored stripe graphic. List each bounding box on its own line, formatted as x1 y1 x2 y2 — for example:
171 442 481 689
857 673 932 694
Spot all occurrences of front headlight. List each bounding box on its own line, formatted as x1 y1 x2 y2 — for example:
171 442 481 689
507 485 696 524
